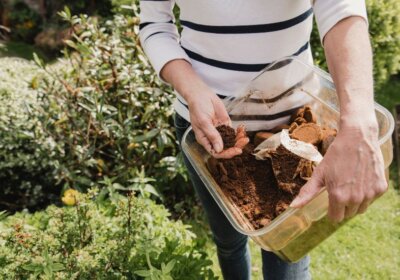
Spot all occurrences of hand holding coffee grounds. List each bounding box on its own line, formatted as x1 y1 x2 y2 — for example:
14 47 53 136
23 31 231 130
212 125 249 159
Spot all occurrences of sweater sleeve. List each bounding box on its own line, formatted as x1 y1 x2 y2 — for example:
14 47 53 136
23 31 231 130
313 0 368 45
139 0 191 77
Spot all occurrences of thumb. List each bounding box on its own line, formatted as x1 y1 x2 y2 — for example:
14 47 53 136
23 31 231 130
290 166 324 208
213 98 231 126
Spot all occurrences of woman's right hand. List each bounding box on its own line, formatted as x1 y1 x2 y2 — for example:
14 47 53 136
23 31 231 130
160 59 244 156
186 88 231 154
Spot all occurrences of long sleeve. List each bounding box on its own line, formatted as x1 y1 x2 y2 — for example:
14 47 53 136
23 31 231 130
313 0 368 44
139 0 190 76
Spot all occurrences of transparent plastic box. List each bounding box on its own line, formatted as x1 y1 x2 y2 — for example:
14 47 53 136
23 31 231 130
181 57 395 263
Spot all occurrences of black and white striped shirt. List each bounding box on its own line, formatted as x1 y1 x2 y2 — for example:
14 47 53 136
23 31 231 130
139 0 367 127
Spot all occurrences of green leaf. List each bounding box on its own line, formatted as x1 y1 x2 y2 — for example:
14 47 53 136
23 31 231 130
135 270 151 277
33 53 44 68
78 102 94 112
163 260 176 274
0 210 8 221
64 40 77 50
52 263 65 272
111 183 128 190
64 6 71 19
132 129 160 143
22 263 42 272
144 184 160 197
43 266 52 277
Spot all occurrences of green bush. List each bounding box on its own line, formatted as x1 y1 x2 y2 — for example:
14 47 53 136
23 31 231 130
311 0 400 87
35 8 186 198
0 6 192 212
0 58 61 211
8 1 42 42
0 189 216 279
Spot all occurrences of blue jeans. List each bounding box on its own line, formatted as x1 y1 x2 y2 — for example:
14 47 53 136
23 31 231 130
174 113 311 280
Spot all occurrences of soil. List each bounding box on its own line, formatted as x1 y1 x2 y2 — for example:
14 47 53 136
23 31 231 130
208 130 304 229
216 125 236 149
269 145 309 194
207 105 337 230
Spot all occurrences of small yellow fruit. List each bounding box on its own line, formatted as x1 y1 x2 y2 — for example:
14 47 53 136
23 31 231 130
62 189 79 206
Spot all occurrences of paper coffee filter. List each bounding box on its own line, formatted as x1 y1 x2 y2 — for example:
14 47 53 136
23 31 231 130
254 129 323 163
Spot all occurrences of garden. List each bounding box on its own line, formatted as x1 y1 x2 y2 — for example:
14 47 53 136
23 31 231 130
0 0 399 279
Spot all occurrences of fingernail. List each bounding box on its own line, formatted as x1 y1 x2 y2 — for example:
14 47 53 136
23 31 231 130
214 143 222 153
290 198 299 208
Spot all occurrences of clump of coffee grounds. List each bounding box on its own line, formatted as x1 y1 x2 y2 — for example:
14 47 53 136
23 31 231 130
269 145 308 194
208 129 301 229
216 125 236 149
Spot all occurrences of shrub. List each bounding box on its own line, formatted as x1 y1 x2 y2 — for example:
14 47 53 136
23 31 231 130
310 0 400 87
34 7 186 198
0 6 192 212
0 189 216 279
0 58 61 211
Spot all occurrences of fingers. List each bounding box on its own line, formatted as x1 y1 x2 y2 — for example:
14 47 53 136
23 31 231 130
357 199 370 214
214 99 231 126
344 205 359 219
357 178 386 215
235 125 246 140
328 194 346 223
290 166 324 208
212 147 243 159
235 137 249 149
198 120 224 153
194 128 213 153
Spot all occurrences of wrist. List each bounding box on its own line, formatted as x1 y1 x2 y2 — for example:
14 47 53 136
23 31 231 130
339 95 377 132
183 85 215 106
339 115 378 139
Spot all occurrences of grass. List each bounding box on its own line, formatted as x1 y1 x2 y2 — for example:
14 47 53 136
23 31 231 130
309 184 399 279
0 41 51 62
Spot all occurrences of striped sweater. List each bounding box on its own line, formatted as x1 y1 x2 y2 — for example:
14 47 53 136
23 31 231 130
139 0 367 128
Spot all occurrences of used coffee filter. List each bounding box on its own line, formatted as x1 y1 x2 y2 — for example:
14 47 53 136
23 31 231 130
254 129 323 164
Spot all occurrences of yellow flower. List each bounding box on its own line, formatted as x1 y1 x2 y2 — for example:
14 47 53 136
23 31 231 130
96 159 105 172
62 189 79 206
127 142 139 150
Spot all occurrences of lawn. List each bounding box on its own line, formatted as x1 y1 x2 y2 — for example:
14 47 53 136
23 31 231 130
0 41 50 61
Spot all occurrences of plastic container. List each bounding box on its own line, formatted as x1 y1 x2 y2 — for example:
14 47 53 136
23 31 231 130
181 56 395 263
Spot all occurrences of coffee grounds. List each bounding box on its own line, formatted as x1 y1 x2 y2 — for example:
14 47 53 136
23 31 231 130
269 145 308 194
319 127 337 155
216 125 236 149
291 123 323 145
209 127 304 229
